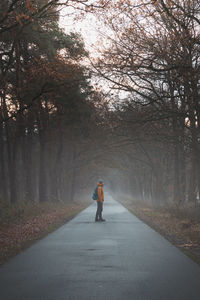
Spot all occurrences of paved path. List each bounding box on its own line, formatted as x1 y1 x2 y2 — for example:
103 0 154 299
1 196 200 300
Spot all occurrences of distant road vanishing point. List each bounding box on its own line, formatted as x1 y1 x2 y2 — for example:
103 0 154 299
1 196 200 300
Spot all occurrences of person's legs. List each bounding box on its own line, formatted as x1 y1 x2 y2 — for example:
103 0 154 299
99 202 105 221
99 202 103 219
95 201 101 221
95 202 105 222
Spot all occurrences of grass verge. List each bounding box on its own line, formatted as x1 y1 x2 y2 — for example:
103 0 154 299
119 198 200 265
0 200 90 265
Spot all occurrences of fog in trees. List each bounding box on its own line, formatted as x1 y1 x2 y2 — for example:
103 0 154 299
0 0 200 213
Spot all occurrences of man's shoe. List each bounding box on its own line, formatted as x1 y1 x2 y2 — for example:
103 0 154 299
99 218 106 222
95 219 99 222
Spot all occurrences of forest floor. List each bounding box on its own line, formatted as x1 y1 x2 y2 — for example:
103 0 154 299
0 200 90 266
120 198 200 265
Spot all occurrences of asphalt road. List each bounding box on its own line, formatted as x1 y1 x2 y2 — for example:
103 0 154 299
1 196 200 300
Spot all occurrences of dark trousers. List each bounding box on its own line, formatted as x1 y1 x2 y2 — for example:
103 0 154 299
95 201 103 220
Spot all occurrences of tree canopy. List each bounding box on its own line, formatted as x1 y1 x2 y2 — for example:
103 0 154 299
0 0 200 208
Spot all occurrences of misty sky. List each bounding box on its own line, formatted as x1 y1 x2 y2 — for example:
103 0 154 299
59 7 100 54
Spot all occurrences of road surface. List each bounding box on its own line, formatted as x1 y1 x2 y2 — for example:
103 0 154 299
1 196 200 300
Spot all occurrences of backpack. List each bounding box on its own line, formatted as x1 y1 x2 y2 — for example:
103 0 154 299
92 186 98 200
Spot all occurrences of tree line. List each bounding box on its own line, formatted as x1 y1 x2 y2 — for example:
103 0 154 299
0 0 200 208
92 0 200 206
0 0 105 206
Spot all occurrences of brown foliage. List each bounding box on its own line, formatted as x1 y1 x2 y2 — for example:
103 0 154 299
0 202 88 265
122 198 200 265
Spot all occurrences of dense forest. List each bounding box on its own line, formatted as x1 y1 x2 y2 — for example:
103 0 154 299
0 0 200 210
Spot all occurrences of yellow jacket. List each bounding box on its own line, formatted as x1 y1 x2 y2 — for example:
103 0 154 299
97 182 104 202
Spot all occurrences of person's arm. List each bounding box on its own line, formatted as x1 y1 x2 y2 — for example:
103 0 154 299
102 188 104 201
97 186 104 201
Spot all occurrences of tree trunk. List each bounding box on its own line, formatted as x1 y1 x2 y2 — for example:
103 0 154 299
0 124 8 201
38 131 48 202
69 143 76 202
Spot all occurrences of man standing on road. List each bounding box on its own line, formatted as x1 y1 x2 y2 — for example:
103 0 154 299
95 180 106 222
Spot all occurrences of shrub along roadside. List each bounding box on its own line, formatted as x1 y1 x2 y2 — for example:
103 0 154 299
0 200 90 265
119 198 200 265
